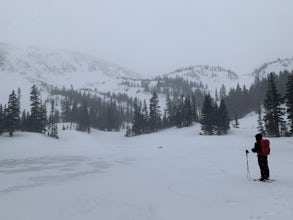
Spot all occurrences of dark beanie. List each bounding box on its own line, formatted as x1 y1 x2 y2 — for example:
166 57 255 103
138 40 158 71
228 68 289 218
255 133 262 140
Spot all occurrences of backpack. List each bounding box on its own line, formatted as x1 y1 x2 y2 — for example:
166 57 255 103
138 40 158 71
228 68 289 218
260 139 270 156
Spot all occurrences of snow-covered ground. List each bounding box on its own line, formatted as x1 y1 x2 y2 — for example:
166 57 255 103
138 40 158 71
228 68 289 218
0 114 293 220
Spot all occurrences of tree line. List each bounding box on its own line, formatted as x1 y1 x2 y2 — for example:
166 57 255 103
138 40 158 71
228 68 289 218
126 91 227 136
224 70 293 119
128 70 293 137
257 72 293 137
0 85 58 138
0 85 133 137
50 86 133 131
123 70 293 123
200 95 230 135
1 71 293 138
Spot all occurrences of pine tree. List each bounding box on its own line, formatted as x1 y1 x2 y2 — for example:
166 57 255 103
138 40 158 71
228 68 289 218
40 104 48 133
61 97 71 122
109 100 121 131
6 90 20 136
3 104 8 132
149 91 161 132
216 99 230 135
175 95 184 128
191 95 199 122
171 96 178 126
200 94 214 135
165 94 173 127
257 109 264 134
0 104 5 135
183 95 192 127
77 100 90 132
106 100 116 131
71 100 78 123
285 73 293 135
131 99 143 135
48 100 59 139
215 89 219 102
213 103 219 133
29 85 44 133
17 88 21 129
20 110 29 131
219 84 227 99
141 100 149 133
263 73 283 137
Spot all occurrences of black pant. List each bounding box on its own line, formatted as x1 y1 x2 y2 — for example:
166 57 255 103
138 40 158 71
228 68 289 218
258 155 270 179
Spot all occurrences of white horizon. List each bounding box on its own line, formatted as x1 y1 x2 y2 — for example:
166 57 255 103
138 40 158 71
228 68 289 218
1 0 293 76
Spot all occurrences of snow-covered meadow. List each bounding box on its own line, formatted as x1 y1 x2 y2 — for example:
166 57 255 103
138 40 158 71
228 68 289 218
0 113 293 220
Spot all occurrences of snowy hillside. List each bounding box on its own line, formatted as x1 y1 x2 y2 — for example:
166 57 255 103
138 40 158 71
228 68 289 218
0 43 246 112
1 115 293 220
1 43 293 111
0 42 142 108
0 42 140 93
252 58 293 79
0 42 140 81
163 65 254 95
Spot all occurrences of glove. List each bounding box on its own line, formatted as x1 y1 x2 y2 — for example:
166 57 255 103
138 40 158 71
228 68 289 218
246 150 249 154
251 148 255 153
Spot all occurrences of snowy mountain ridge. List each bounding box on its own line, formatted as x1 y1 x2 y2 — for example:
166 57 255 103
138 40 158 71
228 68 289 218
0 43 243 91
1 42 293 106
166 65 239 80
252 57 293 79
162 64 243 96
0 42 141 84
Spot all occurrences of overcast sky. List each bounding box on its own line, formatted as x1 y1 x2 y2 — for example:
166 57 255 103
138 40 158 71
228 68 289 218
1 0 293 76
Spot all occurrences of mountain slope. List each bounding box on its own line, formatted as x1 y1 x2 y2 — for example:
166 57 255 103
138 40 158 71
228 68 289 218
0 43 143 107
1 43 293 110
0 42 140 88
166 65 239 81
252 58 293 78
160 65 253 96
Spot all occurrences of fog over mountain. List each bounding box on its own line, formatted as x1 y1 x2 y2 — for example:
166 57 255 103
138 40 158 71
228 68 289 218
1 0 293 76
1 43 293 112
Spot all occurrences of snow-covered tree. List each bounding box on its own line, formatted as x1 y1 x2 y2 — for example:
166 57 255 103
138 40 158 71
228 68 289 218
257 109 265 134
131 99 143 135
200 94 214 135
216 99 230 135
149 91 161 132
285 72 293 135
29 85 46 133
6 90 20 136
48 100 58 139
141 100 149 133
77 100 90 132
0 105 4 134
263 73 284 137
183 95 193 127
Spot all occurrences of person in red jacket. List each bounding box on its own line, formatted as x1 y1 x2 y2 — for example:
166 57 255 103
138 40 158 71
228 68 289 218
251 133 270 181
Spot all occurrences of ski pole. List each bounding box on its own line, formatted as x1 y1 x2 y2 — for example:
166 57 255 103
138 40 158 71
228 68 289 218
245 150 251 180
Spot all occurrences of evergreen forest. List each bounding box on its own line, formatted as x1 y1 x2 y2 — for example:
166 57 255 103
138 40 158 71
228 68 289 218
1 70 293 138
